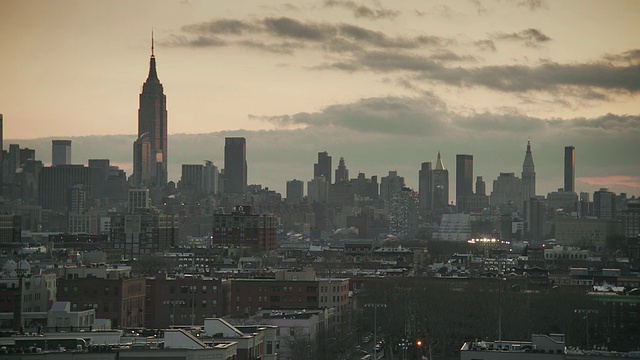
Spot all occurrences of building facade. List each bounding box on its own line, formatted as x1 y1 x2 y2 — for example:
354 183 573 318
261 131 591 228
521 139 536 206
564 145 575 192
431 152 449 213
109 211 178 260
456 154 473 213
51 140 71 166
418 161 432 216
314 151 332 185
145 273 224 328
224 137 247 194
212 206 277 252
286 179 304 203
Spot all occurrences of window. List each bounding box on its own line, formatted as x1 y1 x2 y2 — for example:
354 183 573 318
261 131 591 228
104 287 109 296
202 300 207 308
202 285 207 293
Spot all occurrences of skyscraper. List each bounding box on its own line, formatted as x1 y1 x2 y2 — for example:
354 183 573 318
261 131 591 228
202 161 219 195
286 179 304 203
456 154 473 213
528 197 545 245
564 145 575 193
134 34 167 188
181 164 204 191
52 140 71 166
490 173 521 209
334 157 349 183
593 188 616 219
133 133 152 186
224 137 247 194
431 152 449 212
521 139 536 206
314 151 332 185
418 162 432 216
380 171 405 203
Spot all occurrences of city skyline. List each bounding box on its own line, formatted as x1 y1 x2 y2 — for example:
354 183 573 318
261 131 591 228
1 0 639 197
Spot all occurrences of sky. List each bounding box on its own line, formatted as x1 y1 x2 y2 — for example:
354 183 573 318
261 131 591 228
1 0 639 199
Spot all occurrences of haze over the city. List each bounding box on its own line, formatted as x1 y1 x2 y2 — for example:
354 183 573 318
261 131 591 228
1 0 639 199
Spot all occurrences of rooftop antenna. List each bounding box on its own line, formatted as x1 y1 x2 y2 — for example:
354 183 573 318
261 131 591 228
151 29 155 56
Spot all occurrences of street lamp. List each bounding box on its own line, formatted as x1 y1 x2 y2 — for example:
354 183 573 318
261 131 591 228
365 303 387 360
574 309 598 350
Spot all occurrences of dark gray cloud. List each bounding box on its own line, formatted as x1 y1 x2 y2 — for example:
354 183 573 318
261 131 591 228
251 95 450 136
182 19 258 35
320 50 640 93
169 17 452 52
238 39 303 54
323 0 399 20
492 28 551 47
252 95 640 140
162 34 227 48
604 49 640 64
263 17 336 40
516 0 547 11
168 17 640 97
430 50 477 62
474 39 496 52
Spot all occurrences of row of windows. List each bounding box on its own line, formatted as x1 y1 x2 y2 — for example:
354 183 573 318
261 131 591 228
237 295 318 303
319 284 347 293
319 295 347 303
63 286 120 296
236 285 317 293
169 285 218 294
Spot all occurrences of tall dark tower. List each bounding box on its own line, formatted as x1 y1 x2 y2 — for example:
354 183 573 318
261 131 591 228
564 145 575 192
224 137 247 194
134 33 168 188
456 154 473 213
431 152 449 213
418 161 432 216
314 151 332 184
521 139 536 205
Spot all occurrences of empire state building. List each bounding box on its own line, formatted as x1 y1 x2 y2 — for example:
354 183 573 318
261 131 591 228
133 35 168 189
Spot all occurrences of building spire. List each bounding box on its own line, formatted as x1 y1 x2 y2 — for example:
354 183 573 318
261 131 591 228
146 32 159 83
435 151 446 170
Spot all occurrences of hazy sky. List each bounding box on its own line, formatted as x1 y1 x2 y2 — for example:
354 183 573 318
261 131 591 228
1 0 639 197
